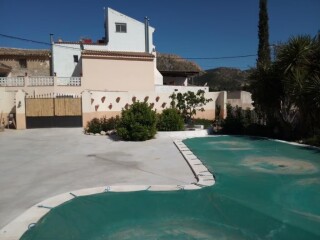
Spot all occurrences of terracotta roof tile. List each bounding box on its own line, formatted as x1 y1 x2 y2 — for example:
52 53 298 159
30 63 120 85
0 63 12 73
55 41 106 45
0 63 12 69
82 50 154 59
0 48 50 57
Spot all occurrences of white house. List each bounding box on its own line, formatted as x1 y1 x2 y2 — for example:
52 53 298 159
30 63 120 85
52 8 157 78
105 8 155 53
0 7 227 130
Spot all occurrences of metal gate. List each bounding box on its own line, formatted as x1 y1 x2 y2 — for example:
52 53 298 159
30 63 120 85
26 97 82 128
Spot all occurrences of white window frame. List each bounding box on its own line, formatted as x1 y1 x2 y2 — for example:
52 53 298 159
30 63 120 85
115 23 127 33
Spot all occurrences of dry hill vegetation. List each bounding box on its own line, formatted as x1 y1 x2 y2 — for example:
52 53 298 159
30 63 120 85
156 53 250 91
156 53 202 72
193 67 251 91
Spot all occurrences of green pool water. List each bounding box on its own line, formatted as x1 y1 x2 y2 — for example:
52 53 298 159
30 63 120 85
21 136 320 240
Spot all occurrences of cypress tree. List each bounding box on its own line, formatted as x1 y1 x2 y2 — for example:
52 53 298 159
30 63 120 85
257 0 271 68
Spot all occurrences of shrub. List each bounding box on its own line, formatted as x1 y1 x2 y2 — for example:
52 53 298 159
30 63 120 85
220 104 276 137
86 116 120 134
100 116 120 132
221 104 244 134
303 135 320 147
157 108 184 131
117 102 157 141
86 118 101 134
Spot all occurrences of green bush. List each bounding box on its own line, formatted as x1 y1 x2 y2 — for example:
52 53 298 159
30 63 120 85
303 135 320 147
100 116 120 132
86 116 120 134
86 118 101 134
157 108 184 131
117 102 157 141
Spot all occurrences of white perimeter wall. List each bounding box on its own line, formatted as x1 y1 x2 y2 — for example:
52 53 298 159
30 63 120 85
0 88 15 124
82 90 224 126
227 91 254 110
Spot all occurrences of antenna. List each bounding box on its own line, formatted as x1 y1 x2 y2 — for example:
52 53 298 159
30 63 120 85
103 6 108 43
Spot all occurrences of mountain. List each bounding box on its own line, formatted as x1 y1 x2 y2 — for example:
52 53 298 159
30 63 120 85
192 67 251 91
157 53 202 72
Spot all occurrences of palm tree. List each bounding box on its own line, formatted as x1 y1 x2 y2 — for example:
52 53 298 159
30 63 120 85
276 35 320 136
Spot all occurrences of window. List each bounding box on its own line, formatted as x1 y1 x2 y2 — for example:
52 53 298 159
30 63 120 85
73 55 79 63
19 59 27 68
115 23 127 33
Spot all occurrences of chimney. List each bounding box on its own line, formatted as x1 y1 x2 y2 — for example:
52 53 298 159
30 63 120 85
144 17 150 53
104 7 109 44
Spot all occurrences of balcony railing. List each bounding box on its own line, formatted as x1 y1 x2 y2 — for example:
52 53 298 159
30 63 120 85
28 77 54 86
0 77 25 87
155 85 209 93
57 77 81 86
0 76 81 87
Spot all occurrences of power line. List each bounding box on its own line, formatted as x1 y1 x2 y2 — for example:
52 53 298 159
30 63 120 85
182 54 256 60
0 33 257 60
0 33 51 47
0 33 82 51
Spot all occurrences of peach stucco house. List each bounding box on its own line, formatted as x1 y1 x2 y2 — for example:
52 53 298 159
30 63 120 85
0 8 227 129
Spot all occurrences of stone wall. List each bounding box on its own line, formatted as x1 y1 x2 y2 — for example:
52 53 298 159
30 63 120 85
0 58 50 77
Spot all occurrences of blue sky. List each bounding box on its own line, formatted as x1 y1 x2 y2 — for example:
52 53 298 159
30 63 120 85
0 0 319 70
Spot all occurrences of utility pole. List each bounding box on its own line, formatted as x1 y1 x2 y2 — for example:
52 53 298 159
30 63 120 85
50 33 54 76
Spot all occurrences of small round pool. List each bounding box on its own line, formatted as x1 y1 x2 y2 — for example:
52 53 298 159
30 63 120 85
21 136 320 240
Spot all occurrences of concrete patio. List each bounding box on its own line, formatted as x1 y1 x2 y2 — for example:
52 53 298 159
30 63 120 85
0 128 196 229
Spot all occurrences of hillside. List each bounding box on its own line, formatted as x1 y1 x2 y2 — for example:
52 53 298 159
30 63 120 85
193 67 250 91
157 53 202 72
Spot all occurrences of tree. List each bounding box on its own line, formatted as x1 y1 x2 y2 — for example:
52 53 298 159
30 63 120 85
276 35 320 136
249 0 319 140
249 0 280 131
169 90 212 123
250 34 320 139
257 0 271 69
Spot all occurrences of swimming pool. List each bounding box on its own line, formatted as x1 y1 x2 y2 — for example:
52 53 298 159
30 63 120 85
21 136 320 239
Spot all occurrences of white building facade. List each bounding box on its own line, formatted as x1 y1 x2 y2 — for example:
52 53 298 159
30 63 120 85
105 8 155 53
52 8 158 79
0 8 227 130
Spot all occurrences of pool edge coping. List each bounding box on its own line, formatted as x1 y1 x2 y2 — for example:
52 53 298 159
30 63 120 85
0 133 214 240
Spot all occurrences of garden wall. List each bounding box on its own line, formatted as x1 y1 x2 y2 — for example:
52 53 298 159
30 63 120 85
0 88 15 126
82 90 226 127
